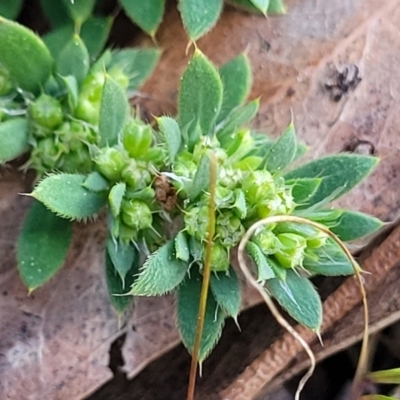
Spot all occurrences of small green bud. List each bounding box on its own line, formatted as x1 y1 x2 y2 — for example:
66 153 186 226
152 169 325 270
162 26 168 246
80 72 105 102
31 137 65 170
94 147 128 182
252 228 280 255
75 97 100 125
118 222 138 243
122 160 152 189
275 233 307 269
122 120 153 159
121 200 153 230
29 94 63 130
59 146 93 173
243 170 275 204
206 243 229 272
184 205 209 241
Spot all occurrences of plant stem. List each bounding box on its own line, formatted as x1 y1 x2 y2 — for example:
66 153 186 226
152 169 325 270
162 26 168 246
186 153 217 400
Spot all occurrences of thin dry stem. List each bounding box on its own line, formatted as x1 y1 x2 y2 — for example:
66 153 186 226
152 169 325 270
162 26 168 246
237 215 368 400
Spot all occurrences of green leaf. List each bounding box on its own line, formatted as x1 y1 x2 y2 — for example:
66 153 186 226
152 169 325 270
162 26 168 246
56 34 89 85
105 251 137 315
217 99 259 143
210 266 241 318
303 241 354 276
177 269 225 361
17 201 72 291
189 153 210 201
359 396 398 400
329 210 383 241
109 48 161 91
250 0 269 13
285 154 378 207
81 17 113 59
217 54 252 123
287 178 322 205
246 242 275 280
83 171 109 192
175 231 190 262
178 0 223 40
265 269 322 331
0 118 28 162
0 17 53 94
60 75 79 110
263 123 297 172
267 0 286 13
99 75 129 147
120 0 165 36
178 50 223 147
106 237 137 286
108 182 126 218
0 0 23 19
61 0 95 24
32 173 107 220
43 24 74 60
40 0 71 27
232 189 247 219
158 116 181 163
130 240 188 296
367 368 400 384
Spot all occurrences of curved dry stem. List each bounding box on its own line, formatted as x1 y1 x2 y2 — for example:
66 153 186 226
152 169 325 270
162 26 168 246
237 215 369 400
186 153 217 400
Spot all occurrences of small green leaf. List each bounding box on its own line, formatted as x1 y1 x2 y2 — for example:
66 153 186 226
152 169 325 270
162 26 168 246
105 251 137 315
246 242 275 280
263 123 297 172
109 182 126 218
99 75 129 147
265 269 322 331
32 173 107 220
232 189 247 219
43 24 74 60
158 116 182 163
61 0 95 24
179 51 223 147
0 118 28 162
130 240 188 296
177 269 225 361
267 0 286 13
210 266 241 318
175 231 190 262
178 0 223 40
367 368 400 384
329 210 383 241
120 0 165 36
106 236 137 285
0 17 54 93
60 75 79 110
81 17 113 59
0 0 23 19
17 201 72 291
217 99 259 143
218 54 252 123
189 236 203 262
285 154 379 207
303 241 354 276
250 0 269 13
109 48 161 91
56 34 89 85
287 178 322 205
83 171 109 192
189 153 210 201
40 0 71 27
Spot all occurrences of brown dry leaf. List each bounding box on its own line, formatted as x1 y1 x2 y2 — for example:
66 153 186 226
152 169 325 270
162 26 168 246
1 0 400 399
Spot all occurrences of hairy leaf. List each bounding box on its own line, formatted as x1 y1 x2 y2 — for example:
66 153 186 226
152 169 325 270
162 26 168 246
287 178 322 205
263 123 297 172
83 171 109 192
0 118 28 162
129 240 188 296
329 210 383 241
57 34 89 85
17 201 72 291
189 153 210 201
0 17 53 93
120 0 165 36
106 237 137 286
265 269 322 331
210 267 241 318
158 116 181 163
32 174 107 220
178 0 223 40
175 231 190 262
81 17 113 59
285 154 378 207
218 54 252 123
246 241 275 280
105 251 137 315
179 50 223 148
177 270 225 361
108 182 126 218
99 75 129 146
